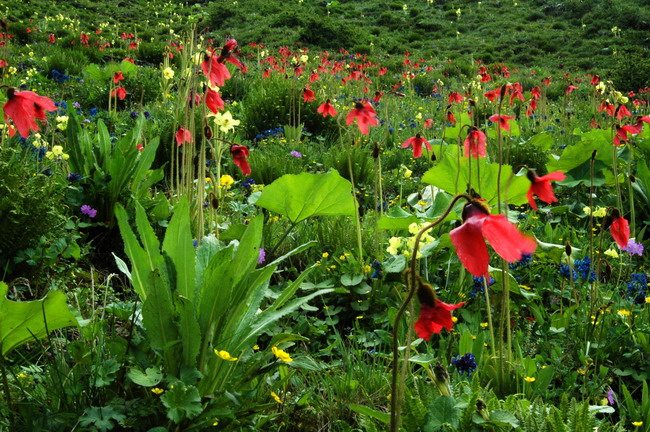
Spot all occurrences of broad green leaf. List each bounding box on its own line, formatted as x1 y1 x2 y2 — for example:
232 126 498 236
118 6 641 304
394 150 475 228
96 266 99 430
383 254 406 273
115 204 153 300
560 159 607 187
341 274 363 286
162 198 196 303
141 270 178 356
127 367 163 387
422 145 529 206
176 296 201 368
377 206 418 230
160 382 202 423
84 63 105 82
528 132 554 150
254 170 356 223
409 353 435 365
424 396 461 431
444 112 472 142
488 410 520 428
0 282 78 356
546 131 611 173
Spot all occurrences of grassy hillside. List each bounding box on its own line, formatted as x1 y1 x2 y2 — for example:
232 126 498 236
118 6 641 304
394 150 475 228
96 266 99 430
3 0 650 87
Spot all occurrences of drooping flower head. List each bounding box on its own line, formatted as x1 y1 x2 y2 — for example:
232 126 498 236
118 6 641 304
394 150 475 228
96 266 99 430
205 87 225 113
463 127 487 159
230 144 251 176
201 39 246 88
608 209 630 249
414 280 464 341
450 200 537 277
526 169 566 211
402 134 431 158
346 102 379 135
489 114 516 132
175 127 192 146
3 88 57 138
302 87 315 102
317 100 337 118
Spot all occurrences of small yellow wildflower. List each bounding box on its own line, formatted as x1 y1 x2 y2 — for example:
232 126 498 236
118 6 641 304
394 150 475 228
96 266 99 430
220 174 234 189
364 265 372 273
646 296 650 304
162 67 175 80
618 310 631 317
632 421 643 427
403 168 412 179
451 317 458 323
386 237 402 255
213 420 219 426
322 252 329 258
604 248 619 259
17 373 27 379
339 255 346 260
356 316 363 320
214 349 238 361
151 388 164 395
524 376 536 383
253 345 259 351
480 322 489 328
593 207 607 218
272 346 293 363
271 391 283 404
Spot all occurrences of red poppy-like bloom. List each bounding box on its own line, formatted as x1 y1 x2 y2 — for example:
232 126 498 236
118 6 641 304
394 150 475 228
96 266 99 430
610 213 630 249
489 114 516 132
175 127 192 146
346 102 379 135
48 34 56 43
230 144 251 176
616 104 631 121
402 134 431 158
424 118 434 129
448 91 464 104
565 84 579 95
598 101 615 116
3 88 57 138
302 88 315 102
591 75 600 86
111 86 127 100
373 91 384 104
614 125 640 146
447 111 457 125
541 77 551 86
525 99 537 117
201 39 246 88
205 88 224 113
113 71 124 84
415 297 465 340
450 200 537 277
317 100 337 118
484 89 499 102
526 170 566 211
464 127 487 159
530 86 541 100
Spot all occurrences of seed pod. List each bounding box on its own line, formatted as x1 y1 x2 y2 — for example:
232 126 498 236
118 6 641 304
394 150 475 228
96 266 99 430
565 241 572 257
372 142 380 159
204 125 213 140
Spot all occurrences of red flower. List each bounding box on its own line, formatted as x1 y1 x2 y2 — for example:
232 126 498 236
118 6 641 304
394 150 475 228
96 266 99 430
80 33 89 45
317 100 337 118
175 127 192 146
111 86 127 100
345 102 378 135
415 298 465 340
489 114 516 132
530 86 541 100
3 88 57 138
610 212 629 249
484 89 499 102
402 134 431 158
526 170 566 211
448 91 464 104
565 84 578 95
616 104 631 121
598 101 615 116
373 91 384 104
113 71 124 84
464 127 487 159
424 118 433 129
614 125 640 146
309 72 319 82
230 145 251 176
447 111 457 125
591 75 600 86
205 88 224 113
201 39 246 87
302 88 315 102
450 200 537 277
541 77 551 86
48 34 56 43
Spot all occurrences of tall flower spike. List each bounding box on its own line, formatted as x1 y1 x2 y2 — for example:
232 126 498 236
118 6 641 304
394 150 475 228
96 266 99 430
450 200 537 277
3 88 57 138
526 169 566 211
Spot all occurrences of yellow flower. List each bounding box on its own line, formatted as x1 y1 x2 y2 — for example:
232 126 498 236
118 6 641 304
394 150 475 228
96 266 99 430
646 296 650 304
632 421 643 427
220 174 234 188
162 67 175 80
339 255 346 260
408 222 421 235
480 322 489 328
214 349 238 361
272 346 293 363
524 376 536 383
604 248 619 259
271 391 283 404
593 207 607 218
356 315 363 320
386 237 402 255
17 373 27 379
151 387 164 395
403 168 412 179
364 265 371 273
451 317 458 323
322 252 329 258
617 309 631 317
211 111 240 133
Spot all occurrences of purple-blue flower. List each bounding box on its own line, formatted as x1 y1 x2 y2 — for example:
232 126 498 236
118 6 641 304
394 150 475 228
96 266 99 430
80 205 97 218
258 248 266 264
290 150 302 158
623 239 643 256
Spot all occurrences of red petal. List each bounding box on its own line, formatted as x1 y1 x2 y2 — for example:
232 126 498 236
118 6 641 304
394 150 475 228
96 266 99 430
482 215 536 262
415 300 465 340
610 216 630 249
450 215 490 277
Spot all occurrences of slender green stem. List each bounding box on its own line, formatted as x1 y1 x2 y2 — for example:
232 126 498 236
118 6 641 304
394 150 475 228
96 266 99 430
389 194 470 432
268 221 298 258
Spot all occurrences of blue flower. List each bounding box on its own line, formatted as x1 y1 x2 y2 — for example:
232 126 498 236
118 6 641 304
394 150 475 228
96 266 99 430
452 353 477 377
89 108 98 116
626 273 647 305
509 253 532 270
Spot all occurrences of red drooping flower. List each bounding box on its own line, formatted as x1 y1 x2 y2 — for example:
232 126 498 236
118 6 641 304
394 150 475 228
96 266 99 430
230 144 251 176
345 102 379 135
489 114 516 132
464 127 487 159
610 211 630 249
402 134 431 158
317 100 337 118
598 101 615 116
541 77 551 86
484 89 499 102
530 86 541 100
424 118 434 129
590 74 600 86
111 86 127 100
48 34 56 43
526 170 566 211
113 71 125 84
3 88 57 138
565 84 579 95
450 200 537 277
525 99 537 117
175 127 192 146
448 91 464 104
613 125 640 146
447 111 457 125
616 104 631 121
302 88 315 102
205 88 224 113
201 39 246 88
373 91 384 104
415 283 465 340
